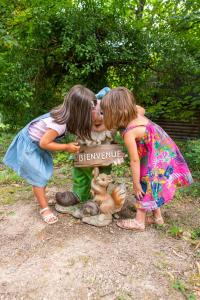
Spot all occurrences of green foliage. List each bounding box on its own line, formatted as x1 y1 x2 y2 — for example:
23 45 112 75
177 139 200 179
53 152 73 167
168 225 183 238
0 0 199 127
191 228 200 240
172 279 186 294
172 279 196 300
178 183 200 199
0 169 24 184
187 294 196 300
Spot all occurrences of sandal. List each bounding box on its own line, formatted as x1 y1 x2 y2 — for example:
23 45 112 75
116 218 145 231
146 216 164 226
40 207 58 225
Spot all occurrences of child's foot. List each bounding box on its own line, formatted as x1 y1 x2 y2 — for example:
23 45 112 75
116 218 145 231
40 207 58 224
146 216 164 226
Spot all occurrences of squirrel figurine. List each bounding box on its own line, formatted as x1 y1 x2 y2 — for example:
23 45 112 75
90 167 126 215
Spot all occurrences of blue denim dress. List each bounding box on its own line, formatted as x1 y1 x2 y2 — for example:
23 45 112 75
3 113 60 187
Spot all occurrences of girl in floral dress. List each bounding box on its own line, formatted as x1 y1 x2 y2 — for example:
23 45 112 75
101 87 193 231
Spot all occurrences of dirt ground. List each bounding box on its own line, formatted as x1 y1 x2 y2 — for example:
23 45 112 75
0 171 200 300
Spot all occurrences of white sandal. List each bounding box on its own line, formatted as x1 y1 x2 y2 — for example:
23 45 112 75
40 207 58 225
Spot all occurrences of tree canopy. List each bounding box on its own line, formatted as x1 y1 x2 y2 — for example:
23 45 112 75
0 0 200 127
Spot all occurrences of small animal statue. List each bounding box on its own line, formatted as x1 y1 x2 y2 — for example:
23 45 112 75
90 167 126 215
81 201 99 216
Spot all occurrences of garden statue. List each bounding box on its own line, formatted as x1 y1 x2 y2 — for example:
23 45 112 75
55 131 126 226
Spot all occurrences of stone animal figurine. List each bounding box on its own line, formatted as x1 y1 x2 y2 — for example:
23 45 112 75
55 191 79 207
90 167 126 215
55 167 126 227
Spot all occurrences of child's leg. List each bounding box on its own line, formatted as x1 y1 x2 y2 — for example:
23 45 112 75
135 208 146 224
146 208 164 225
153 208 164 224
32 186 58 224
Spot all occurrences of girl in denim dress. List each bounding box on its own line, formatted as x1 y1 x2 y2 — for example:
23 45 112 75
3 85 96 224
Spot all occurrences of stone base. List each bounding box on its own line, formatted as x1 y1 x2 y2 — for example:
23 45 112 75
55 203 83 219
82 214 112 227
55 203 112 227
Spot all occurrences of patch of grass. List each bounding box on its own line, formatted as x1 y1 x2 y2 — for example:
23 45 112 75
168 225 183 238
178 183 200 199
0 185 31 205
53 152 73 167
0 132 25 185
7 211 16 216
112 164 129 177
172 279 196 300
187 294 197 300
49 175 72 186
154 258 169 271
172 279 186 293
177 139 200 180
0 169 24 184
116 293 133 300
188 273 200 289
60 167 69 175
1 195 16 205
79 255 90 266
196 250 200 257
191 228 200 240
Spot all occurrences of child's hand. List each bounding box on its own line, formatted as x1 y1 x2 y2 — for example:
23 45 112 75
65 142 80 153
134 183 145 200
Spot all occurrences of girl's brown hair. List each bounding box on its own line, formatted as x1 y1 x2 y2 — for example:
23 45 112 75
101 87 137 130
51 85 94 139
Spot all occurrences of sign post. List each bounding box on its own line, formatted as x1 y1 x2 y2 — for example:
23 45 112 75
74 144 124 168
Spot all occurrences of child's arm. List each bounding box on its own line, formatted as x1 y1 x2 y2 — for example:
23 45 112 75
39 129 80 153
136 105 145 116
123 130 145 199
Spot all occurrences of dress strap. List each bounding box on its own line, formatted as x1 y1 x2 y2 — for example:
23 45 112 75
121 125 147 137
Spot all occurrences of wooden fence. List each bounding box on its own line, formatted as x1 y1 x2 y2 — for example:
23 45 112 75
154 118 200 140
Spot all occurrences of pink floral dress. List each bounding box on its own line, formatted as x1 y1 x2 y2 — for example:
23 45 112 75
122 120 193 211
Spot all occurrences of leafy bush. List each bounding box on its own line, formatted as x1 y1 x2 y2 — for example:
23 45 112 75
177 139 200 179
0 1 199 127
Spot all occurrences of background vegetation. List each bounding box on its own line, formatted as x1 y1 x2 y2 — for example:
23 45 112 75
0 0 199 192
0 0 200 127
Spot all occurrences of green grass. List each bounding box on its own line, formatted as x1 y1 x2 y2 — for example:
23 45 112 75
191 228 200 240
168 225 183 238
0 169 25 184
172 279 197 300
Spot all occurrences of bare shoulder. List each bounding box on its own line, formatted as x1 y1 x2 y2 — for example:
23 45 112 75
127 115 149 127
136 105 145 116
123 116 149 141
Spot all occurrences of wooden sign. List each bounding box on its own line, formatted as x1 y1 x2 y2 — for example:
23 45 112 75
74 144 124 167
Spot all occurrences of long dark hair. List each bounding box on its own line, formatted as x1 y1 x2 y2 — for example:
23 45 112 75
51 85 94 139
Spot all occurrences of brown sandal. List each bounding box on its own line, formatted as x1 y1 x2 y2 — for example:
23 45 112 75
116 219 145 231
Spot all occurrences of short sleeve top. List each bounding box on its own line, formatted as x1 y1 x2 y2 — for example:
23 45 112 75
28 117 66 141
